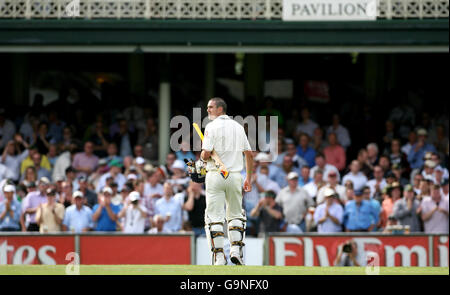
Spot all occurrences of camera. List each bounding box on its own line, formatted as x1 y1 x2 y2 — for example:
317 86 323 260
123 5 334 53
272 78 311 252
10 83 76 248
342 242 353 253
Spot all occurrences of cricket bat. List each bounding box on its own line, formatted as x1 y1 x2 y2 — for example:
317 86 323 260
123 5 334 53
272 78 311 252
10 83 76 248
193 122 229 179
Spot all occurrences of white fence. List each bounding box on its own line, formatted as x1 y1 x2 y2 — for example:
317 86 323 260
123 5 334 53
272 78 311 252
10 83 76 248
0 0 448 20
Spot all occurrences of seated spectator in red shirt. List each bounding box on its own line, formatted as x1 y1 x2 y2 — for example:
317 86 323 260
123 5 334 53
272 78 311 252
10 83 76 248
323 132 346 171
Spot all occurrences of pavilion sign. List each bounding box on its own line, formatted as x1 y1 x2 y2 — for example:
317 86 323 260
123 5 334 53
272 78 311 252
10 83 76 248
283 0 378 21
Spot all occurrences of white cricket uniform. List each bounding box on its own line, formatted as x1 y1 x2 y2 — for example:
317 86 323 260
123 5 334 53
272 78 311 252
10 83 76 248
202 115 252 223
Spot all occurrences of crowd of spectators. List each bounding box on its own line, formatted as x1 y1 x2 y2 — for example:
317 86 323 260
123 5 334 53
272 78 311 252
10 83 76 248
0 97 449 237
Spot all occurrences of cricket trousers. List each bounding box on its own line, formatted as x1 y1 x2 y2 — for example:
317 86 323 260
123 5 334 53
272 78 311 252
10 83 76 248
204 171 245 224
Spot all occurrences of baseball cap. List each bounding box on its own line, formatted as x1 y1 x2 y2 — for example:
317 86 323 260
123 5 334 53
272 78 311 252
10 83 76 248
404 184 414 192
135 157 145 165
128 191 141 202
323 187 336 198
354 189 363 197
3 184 15 193
25 181 36 188
73 191 84 198
65 166 76 174
417 128 428 136
287 171 299 180
171 159 185 170
127 174 138 180
386 171 396 179
102 187 113 195
109 158 123 168
39 177 50 185
46 188 57 196
55 176 65 182
98 158 108 166
129 165 137 171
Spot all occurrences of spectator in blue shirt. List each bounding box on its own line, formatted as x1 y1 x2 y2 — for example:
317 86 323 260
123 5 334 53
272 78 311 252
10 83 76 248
343 189 378 232
407 128 437 170
298 166 312 187
62 191 94 233
0 185 22 231
362 186 381 231
92 187 121 231
297 133 316 168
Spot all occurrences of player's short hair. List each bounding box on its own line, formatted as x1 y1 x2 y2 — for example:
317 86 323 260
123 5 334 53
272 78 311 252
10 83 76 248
210 97 227 114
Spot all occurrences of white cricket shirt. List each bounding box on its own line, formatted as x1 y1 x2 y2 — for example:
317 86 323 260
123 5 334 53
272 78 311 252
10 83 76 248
202 115 251 172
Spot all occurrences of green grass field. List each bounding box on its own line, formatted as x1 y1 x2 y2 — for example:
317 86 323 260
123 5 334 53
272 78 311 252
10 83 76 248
0 265 448 275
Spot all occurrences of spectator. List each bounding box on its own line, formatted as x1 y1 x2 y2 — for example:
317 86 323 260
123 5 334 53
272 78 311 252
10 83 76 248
366 165 387 201
356 148 373 178
344 182 355 204
316 170 346 205
85 119 110 158
334 240 366 266
148 214 167 233
0 162 14 184
408 128 437 170
275 172 314 232
34 121 51 155
387 139 409 171
382 120 396 152
65 166 78 191
47 110 66 144
0 185 22 231
270 155 299 189
60 181 73 208
366 143 379 171
30 152 51 181
72 141 99 178
422 160 437 182
176 141 196 164
393 184 421 232
47 143 59 168
298 166 311 187
361 186 381 231
52 140 78 183
35 188 65 233
296 133 316 168
0 108 16 151
323 132 346 171
343 188 377 232
310 152 340 183
112 118 137 158
162 152 176 179
182 181 206 237
311 127 327 153
21 177 50 231
420 184 449 233
250 190 283 235
342 160 368 192
429 124 448 159
118 191 148 233
273 142 308 169
96 159 126 193
92 186 121 231
20 146 51 175
391 163 409 187
59 126 74 153
1 134 30 182
104 142 122 164
401 130 417 156
77 176 97 209
413 173 423 195
154 182 182 232
379 155 391 177
326 114 351 150
137 118 159 164
442 178 448 200
380 182 403 229
295 108 318 138
431 152 449 180
303 169 325 203
314 188 344 233
62 191 93 233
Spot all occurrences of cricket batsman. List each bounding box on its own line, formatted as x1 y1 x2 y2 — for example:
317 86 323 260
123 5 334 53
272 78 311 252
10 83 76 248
196 97 253 265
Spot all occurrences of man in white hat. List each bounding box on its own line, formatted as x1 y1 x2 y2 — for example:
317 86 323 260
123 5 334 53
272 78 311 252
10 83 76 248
0 184 22 231
62 191 93 233
275 171 314 232
118 191 148 233
21 177 50 231
313 188 344 233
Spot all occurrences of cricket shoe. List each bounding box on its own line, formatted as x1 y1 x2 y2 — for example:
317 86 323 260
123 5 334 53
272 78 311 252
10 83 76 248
230 252 244 265
214 253 227 266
